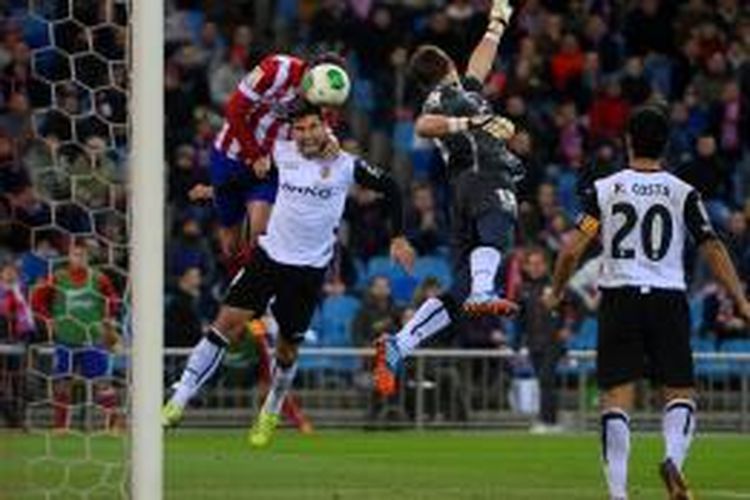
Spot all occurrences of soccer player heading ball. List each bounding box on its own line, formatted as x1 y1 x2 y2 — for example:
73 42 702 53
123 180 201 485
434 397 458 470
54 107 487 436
209 52 349 273
373 0 520 396
546 105 750 500
163 102 414 448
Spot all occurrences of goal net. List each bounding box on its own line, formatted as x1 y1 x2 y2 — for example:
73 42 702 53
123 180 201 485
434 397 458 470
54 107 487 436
1 0 162 498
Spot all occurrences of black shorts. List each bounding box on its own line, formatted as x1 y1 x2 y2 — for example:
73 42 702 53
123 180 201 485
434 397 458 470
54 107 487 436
448 171 517 302
223 247 325 344
597 287 694 390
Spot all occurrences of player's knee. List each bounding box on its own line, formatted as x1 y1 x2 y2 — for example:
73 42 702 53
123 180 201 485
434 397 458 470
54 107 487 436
276 338 299 366
600 383 636 412
662 386 695 405
211 308 251 345
437 293 462 322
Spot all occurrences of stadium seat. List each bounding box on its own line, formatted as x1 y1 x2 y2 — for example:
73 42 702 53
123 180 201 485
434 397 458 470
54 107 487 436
299 295 361 375
366 255 418 304
567 318 597 351
720 340 750 376
412 255 453 290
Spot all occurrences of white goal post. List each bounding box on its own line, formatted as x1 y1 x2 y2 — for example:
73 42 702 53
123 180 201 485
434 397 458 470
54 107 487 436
130 0 164 498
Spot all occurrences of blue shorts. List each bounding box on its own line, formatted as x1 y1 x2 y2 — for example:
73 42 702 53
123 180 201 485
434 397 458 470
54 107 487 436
54 345 111 379
209 148 278 227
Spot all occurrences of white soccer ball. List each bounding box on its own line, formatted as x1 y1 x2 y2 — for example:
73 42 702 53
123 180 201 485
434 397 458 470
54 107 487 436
302 63 351 106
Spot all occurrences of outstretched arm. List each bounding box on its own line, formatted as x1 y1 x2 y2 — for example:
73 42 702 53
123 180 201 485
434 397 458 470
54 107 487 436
466 0 513 83
415 114 515 140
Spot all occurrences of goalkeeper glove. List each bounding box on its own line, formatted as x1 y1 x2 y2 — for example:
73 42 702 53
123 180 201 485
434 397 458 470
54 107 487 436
469 115 516 141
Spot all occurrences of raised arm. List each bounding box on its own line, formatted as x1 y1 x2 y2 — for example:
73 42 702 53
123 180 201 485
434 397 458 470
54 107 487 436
465 0 513 83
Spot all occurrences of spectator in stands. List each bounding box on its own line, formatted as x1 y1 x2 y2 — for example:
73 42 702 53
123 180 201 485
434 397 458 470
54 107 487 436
405 182 447 256
677 133 733 228
352 276 398 347
168 216 215 285
515 247 573 433
165 266 206 348
0 259 31 427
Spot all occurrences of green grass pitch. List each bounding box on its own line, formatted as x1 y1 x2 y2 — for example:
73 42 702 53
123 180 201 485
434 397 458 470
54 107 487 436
2 430 750 499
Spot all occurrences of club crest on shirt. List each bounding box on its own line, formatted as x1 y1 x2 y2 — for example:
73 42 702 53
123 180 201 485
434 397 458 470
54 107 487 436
320 164 331 179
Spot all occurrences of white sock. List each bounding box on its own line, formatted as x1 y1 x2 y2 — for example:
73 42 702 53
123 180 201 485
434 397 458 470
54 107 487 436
663 399 696 470
601 409 630 500
261 360 298 415
394 297 452 355
170 327 229 408
470 246 501 295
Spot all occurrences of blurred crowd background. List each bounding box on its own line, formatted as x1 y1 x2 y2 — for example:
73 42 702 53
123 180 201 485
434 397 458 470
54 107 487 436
1 0 749 362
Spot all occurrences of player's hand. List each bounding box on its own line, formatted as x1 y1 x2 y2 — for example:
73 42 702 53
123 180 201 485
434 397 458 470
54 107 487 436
469 115 515 141
251 156 271 178
542 287 563 311
321 132 341 159
390 236 415 273
491 0 513 24
188 183 214 201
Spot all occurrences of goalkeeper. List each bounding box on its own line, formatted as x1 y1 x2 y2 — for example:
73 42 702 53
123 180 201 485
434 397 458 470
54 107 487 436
374 0 523 396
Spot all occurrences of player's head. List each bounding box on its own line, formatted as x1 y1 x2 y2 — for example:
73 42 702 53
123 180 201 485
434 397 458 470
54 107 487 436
68 239 89 269
408 45 458 91
289 102 329 158
625 105 669 161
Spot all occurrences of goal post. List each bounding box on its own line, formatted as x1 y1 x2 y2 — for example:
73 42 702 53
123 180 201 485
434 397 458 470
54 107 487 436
130 0 164 498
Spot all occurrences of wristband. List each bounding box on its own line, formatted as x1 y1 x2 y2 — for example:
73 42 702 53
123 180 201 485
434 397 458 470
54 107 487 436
447 117 469 133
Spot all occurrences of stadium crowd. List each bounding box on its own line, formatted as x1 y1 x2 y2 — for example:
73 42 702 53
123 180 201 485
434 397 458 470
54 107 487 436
0 0 749 374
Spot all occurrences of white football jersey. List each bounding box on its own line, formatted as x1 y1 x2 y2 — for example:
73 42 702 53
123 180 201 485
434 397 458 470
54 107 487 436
579 169 716 291
259 140 356 268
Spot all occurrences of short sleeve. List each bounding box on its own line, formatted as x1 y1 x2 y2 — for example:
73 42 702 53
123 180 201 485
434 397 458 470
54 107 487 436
461 76 483 93
575 182 601 236
684 189 717 245
421 87 445 114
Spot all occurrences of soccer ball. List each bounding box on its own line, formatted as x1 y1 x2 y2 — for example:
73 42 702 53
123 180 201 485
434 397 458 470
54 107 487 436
302 63 351 106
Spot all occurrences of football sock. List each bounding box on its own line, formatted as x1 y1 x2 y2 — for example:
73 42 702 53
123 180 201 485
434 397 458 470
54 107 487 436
470 246 501 295
171 326 229 408
663 399 696 470
601 408 630 500
394 297 452 356
262 359 298 415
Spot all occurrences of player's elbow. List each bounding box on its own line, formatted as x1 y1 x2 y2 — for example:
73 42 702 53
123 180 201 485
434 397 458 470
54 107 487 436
559 237 585 264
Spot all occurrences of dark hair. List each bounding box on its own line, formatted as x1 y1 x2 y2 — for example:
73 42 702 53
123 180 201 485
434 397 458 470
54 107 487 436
310 51 346 68
408 45 454 91
626 105 669 159
288 100 324 122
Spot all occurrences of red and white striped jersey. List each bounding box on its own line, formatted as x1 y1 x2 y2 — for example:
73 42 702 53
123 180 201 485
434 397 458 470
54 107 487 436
214 54 307 163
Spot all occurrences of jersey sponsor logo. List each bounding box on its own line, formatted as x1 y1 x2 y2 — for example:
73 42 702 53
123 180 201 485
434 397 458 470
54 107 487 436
630 183 671 197
280 182 334 199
